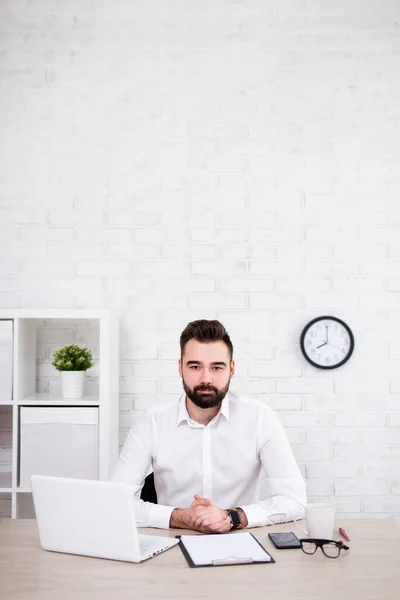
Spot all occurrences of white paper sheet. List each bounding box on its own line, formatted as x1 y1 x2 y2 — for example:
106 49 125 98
180 532 272 566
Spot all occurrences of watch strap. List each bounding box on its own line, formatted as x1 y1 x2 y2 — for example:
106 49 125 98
226 509 241 530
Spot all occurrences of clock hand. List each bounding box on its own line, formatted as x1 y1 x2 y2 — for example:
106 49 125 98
325 325 329 342
326 342 341 350
316 342 327 349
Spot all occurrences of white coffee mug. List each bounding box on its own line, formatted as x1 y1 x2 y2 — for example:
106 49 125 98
294 502 335 539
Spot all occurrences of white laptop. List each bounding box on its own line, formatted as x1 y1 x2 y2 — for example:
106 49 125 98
31 475 179 563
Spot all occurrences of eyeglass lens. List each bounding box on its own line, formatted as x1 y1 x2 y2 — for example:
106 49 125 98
301 541 318 555
321 542 341 558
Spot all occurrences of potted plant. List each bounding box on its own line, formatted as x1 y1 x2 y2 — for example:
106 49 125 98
52 344 94 399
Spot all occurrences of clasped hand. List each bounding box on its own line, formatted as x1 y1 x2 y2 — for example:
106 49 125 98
189 494 232 534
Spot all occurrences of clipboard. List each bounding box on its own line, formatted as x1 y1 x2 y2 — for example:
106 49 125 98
176 532 275 568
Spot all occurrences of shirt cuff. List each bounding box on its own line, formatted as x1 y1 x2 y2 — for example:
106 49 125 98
238 504 268 528
148 504 175 529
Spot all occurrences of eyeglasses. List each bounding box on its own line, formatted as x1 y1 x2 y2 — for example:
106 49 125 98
299 538 349 559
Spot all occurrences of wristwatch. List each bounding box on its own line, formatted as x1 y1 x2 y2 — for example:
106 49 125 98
226 509 241 530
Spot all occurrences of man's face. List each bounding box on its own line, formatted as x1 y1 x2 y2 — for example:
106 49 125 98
178 339 235 409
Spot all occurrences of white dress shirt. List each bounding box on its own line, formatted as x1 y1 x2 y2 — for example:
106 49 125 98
111 390 306 529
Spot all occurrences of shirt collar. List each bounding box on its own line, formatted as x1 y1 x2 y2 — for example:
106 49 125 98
176 392 231 427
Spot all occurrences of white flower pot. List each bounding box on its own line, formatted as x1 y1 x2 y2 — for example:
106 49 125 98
61 371 85 399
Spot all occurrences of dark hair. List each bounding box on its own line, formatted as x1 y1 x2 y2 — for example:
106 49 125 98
180 320 233 360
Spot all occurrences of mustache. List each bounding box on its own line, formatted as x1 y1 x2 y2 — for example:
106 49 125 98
194 385 218 393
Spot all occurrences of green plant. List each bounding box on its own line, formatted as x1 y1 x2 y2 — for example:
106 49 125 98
52 344 94 372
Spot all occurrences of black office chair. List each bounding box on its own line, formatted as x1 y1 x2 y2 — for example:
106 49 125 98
140 472 158 504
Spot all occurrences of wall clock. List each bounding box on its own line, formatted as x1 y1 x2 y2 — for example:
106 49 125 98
300 316 354 369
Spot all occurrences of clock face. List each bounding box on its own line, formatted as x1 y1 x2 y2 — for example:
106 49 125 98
300 316 354 369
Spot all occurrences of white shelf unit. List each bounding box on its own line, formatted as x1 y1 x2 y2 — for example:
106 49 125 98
0 309 119 518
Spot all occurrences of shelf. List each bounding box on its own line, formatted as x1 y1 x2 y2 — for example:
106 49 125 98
0 309 119 517
0 309 117 320
18 394 100 407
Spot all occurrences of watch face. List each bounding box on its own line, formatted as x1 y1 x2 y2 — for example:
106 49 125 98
300 316 354 369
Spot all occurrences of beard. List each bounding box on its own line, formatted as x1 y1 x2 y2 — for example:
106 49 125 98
182 379 231 409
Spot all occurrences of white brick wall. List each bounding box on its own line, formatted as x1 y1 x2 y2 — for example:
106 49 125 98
1 0 400 520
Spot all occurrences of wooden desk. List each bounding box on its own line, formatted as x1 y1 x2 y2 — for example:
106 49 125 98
1 518 399 600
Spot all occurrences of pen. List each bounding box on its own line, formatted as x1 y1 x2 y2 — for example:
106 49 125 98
339 527 350 542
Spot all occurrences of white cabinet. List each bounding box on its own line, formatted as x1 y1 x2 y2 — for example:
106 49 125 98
19 407 99 487
0 309 119 518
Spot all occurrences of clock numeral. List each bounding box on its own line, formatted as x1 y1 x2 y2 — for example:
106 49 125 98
307 340 312 346
311 332 317 338
325 357 331 364
311 348 316 355
334 354 339 361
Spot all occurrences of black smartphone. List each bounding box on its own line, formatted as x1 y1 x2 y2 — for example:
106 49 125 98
268 532 301 549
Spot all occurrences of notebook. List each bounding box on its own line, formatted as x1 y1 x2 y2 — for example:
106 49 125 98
31 475 179 563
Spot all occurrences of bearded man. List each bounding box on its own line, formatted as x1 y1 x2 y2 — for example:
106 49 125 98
111 320 306 532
